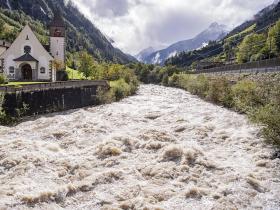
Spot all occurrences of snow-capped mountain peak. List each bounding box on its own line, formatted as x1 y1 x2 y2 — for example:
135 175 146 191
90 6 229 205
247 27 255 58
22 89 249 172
142 22 228 65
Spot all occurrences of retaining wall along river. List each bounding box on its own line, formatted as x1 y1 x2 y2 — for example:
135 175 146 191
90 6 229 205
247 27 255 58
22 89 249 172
0 80 109 116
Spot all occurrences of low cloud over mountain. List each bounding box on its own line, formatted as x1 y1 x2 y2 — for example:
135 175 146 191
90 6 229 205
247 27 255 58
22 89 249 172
73 0 274 54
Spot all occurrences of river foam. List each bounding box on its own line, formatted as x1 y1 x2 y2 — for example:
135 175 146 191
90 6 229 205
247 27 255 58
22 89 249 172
0 85 279 209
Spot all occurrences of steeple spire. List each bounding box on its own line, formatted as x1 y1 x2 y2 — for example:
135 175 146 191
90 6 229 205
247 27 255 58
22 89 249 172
50 10 65 28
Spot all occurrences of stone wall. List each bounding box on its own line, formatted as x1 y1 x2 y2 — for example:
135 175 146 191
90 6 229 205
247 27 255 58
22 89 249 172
1 81 109 117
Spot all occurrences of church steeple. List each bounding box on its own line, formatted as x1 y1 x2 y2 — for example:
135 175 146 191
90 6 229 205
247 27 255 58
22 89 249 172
49 11 65 37
49 10 66 64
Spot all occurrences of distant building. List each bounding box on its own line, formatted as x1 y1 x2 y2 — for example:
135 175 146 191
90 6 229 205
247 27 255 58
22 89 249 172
0 13 65 82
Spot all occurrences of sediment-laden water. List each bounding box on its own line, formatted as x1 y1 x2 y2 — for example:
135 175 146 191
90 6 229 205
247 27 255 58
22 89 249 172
0 85 279 210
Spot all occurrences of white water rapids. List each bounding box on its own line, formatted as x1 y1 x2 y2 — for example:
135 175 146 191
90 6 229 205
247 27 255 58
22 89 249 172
0 85 279 210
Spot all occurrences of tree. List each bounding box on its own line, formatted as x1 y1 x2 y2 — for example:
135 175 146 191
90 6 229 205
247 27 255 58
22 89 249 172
53 59 65 71
267 20 280 57
78 51 97 79
0 19 5 37
237 33 266 63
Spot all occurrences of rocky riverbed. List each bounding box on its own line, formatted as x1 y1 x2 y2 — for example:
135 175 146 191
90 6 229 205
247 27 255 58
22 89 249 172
0 85 279 210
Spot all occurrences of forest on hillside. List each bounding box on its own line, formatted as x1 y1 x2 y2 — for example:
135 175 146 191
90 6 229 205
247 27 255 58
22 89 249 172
0 0 135 64
166 2 280 68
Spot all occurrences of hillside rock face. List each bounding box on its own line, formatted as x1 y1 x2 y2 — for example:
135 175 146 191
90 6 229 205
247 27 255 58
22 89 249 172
0 0 135 63
142 22 227 65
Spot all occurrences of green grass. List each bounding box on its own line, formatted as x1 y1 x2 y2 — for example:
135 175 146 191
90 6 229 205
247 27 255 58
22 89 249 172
1 82 48 87
66 66 85 80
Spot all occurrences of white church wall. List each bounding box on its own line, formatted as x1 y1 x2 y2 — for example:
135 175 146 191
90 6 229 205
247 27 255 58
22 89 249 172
0 25 54 81
50 37 65 62
38 56 50 80
0 47 7 56
5 54 16 79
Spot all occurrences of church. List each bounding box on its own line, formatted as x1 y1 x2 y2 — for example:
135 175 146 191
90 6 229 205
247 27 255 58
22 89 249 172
0 13 66 82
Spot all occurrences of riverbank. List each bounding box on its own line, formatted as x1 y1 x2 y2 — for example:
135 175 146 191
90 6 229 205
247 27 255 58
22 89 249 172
0 85 279 209
164 72 280 148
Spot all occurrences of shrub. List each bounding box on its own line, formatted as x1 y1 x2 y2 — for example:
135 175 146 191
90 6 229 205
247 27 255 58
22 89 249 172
232 80 263 113
168 74 180 87
0 93 13 125
0 73 8 84
188 75 209 98
98 79 137 103
56 70 69 81
206 77 233 107
252 104 280 146
111 79 131 101
161 74 169 86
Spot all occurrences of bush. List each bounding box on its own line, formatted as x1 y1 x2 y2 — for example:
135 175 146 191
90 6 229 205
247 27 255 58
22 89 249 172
206 77 233 107
98 78 138 103
188 75 209 98
252 104 280 146
161 74 169 86
0 74 8 84
232 80 263 113
168 74 180 87
56 70 69 81
110 79 131 101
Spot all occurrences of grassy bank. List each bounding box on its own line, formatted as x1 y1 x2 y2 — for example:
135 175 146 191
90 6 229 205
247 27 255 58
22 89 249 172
66 67 86 80
167 73 280 147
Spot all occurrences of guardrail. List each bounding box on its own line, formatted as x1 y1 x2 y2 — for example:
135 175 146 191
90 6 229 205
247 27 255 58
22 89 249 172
0 80 110 93
195 58 280 74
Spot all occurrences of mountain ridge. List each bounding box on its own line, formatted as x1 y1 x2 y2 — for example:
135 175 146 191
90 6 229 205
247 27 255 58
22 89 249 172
140 22 228 65
165 1 280 67
0 0 136 64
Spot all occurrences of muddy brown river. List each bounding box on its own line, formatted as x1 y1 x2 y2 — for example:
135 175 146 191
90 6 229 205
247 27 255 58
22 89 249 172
0 85 279 210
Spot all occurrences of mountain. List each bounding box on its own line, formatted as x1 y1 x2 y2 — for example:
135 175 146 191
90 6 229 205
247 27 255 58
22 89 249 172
166 1 280 68
0 0 136 64
226 1 280 39
135 47 156 62
143 22 228 65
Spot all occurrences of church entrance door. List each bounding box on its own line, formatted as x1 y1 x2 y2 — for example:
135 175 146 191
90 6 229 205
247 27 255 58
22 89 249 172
21 64 32 80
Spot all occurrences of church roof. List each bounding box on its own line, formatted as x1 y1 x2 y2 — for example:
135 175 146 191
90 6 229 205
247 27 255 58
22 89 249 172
49 12 65 27
14 53 38 62
43 44 50 52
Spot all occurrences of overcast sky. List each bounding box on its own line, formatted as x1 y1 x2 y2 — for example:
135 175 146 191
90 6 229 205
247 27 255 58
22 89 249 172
72 0 275 55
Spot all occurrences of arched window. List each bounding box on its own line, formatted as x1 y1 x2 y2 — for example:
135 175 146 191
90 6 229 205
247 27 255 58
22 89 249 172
24 46 31 54
40 67 46 74
9 66 15 74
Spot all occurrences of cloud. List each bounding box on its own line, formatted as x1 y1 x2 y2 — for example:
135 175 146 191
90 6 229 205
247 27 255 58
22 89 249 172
73 0 275 54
